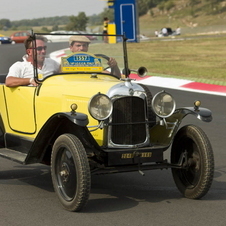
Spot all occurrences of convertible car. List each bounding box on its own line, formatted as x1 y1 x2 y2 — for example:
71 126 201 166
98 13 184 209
0 33 214 212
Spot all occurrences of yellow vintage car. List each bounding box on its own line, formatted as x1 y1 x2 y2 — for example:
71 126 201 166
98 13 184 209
0 33 214 212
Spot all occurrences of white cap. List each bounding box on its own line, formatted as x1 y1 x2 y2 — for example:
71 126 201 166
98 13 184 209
69 35 90 45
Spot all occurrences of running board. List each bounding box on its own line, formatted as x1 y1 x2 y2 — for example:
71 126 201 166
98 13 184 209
0 148 27 164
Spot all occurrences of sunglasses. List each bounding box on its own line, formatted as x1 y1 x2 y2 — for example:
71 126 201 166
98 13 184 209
29 46 47 51
36 46 47 51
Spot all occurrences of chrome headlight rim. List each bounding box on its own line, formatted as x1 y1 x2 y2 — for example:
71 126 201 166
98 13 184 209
151 90 176 118
88 93 113 121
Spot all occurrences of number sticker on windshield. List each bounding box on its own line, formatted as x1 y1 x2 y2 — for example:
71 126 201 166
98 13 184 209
61 52 103 72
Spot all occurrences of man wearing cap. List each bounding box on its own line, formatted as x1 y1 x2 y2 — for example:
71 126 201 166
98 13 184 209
69 35 121 78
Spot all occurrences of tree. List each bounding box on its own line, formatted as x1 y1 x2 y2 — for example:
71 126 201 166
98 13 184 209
205 0 223 13
138 0 149 16
66 12 89 31
165 0 175 11
0 19 11 30
42 27 50 32
52 24 59 31
158 2 165 12
189 0 200 16
146 0 158 8
99 8 114 22
77 12 89 30
137 0 168 13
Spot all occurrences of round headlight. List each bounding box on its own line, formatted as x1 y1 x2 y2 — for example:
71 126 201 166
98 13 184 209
152 91 176 118
88 93 113 120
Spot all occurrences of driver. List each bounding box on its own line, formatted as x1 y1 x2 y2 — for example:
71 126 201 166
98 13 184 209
5 35 60 87
69 35 121 78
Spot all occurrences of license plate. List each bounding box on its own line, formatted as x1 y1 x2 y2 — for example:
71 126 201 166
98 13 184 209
121 152 152 159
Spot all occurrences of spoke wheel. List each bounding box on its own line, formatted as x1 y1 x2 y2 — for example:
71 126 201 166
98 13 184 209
171 125 214 199
51 134 91 211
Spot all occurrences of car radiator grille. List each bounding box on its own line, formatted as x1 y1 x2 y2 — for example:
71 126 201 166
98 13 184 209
111 96 146 145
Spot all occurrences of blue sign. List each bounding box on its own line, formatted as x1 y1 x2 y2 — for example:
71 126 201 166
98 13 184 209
110 0 139 42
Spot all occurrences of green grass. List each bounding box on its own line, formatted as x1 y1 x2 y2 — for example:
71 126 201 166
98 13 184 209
133 1 226 85
126 36 226 86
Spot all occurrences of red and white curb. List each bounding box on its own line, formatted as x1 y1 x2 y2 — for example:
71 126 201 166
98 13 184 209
130 74 226 97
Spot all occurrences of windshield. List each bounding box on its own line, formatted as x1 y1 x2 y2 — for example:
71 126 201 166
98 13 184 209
31 32 128 82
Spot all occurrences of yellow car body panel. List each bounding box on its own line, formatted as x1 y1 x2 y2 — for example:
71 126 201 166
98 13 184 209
3 86 36 133
36 74 120 146
1 74 120 145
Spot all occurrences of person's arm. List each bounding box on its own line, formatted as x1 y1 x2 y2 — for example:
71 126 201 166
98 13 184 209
5 77 38 87
107 57 121 78
5 61 39 87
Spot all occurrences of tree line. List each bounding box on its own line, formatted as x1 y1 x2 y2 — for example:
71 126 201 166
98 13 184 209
0 6 113 31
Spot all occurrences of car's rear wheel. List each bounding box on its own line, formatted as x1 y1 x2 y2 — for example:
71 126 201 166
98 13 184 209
51 133 91 212
171 125 214 199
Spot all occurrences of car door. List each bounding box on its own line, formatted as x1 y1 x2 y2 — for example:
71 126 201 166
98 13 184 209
3 86 36 134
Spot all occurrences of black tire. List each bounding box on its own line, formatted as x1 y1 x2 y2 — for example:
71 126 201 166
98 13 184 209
171 125 214 199
138 84 156 128
51 134 91 212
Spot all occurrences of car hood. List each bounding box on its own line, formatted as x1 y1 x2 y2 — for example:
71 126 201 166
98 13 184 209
38 74 122 99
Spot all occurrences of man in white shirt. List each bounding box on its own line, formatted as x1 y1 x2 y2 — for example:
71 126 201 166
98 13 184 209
5 35 60 87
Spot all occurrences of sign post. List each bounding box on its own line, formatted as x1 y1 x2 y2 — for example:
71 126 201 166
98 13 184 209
107 0 139 42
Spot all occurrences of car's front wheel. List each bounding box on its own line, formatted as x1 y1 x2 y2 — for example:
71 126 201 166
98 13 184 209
51 134 91 211
171 125 214 199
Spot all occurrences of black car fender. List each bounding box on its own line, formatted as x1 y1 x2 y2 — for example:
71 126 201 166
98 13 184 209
25 111 99 164
150 107 212 147
174 107 212 122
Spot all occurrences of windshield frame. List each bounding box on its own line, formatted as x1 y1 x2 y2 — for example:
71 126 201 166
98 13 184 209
31 32 129 83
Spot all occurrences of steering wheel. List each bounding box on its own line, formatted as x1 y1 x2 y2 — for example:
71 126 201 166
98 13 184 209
94 54 121 79
94 54 110 71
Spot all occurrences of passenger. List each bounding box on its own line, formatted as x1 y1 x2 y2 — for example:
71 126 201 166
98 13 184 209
69 35 121 78
5 35 60 87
